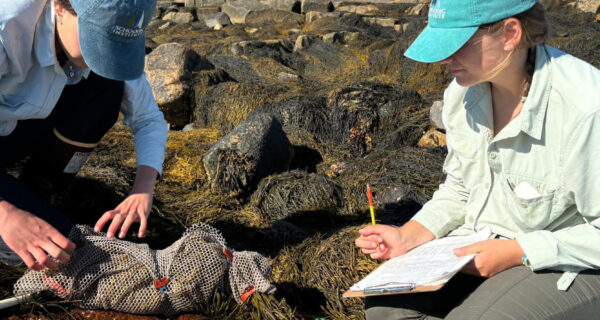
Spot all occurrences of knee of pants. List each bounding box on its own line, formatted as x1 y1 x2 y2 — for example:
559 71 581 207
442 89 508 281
365 296 422 320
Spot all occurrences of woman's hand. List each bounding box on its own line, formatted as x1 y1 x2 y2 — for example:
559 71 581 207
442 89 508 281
455 239 524 277
94 166 157 239
0 201 75 270
355 220 435 260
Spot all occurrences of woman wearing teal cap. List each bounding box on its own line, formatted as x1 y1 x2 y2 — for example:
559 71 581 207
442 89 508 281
355 0 600 319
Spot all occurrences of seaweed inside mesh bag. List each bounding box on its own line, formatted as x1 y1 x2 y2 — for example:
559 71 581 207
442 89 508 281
13 223 276 316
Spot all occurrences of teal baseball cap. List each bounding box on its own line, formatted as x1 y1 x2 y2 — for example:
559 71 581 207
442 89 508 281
70 0 156 81
404 0 538 63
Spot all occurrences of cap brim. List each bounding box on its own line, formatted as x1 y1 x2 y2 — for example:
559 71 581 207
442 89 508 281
78 21 145 81
404 25 479 63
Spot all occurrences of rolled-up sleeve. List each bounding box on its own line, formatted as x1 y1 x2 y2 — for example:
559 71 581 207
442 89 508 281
517 110 600 270
411 88 469 238
120 73 168 175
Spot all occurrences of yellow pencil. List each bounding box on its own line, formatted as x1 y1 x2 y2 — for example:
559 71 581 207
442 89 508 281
367 184 376 225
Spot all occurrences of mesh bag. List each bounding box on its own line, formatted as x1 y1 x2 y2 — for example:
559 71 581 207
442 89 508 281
13 223 276 316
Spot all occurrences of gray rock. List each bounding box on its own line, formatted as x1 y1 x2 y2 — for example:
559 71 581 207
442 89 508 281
162 11 195 24
429 100 444 130
230 40 295 66
262 0 302 12
245 9 304 28
336 4 379 15
573 0 600 13
205 12 231 28
304 11 342 23
221 0 267 24
145 43 202 128
362 16 398 27
322 31 359 44
301 0 333 13
206 56 259 83
184 0 225 8
202 113 293 196
294 35 318 51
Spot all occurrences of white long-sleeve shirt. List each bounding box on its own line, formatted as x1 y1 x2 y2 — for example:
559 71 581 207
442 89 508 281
0 0 167 174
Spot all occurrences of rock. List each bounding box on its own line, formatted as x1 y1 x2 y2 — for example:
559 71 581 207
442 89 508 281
277 72 299 80
429 100 444 130
574 0 600 13
245 27 259 34
294 35 317 51
145 43 202 128
336 4 379 15
202 113 294 196
230 40 295 66
417 128 446 148
322 31 359 44
221 0 267 24
205 12 231 28
362 16 398 27
162 11 195 24
263 0 302 12
245 9 305 28
259 96 328 136
406 2 427 15
184 0 225 8
305 11 341 23
206 56 259 83
301 0 333 14
158 21 172 30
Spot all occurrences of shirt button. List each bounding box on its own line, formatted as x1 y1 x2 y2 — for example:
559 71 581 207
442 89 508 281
484 183 490 188
489 152 497 159
69 72 75 77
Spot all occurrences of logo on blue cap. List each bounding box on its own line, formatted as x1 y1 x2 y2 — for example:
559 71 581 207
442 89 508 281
112 10 145 38
429 0 446 19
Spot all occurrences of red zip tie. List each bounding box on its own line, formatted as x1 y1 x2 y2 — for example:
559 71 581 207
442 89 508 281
43 274 69 298
240 286 256 303
222 248 234 261
153 276 169 290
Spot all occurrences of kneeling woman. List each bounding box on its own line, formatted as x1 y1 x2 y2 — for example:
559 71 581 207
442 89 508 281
355 0 600 319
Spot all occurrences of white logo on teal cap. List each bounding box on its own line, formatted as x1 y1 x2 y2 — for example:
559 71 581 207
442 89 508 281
429 0 446 19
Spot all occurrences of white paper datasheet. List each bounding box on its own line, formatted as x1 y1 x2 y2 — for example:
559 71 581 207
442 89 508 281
351 228 492 291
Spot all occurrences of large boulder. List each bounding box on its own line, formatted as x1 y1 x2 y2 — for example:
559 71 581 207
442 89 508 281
221 0 267 24
245 9 305 28
202 113 294 196
162 11 195 24
301 0 333 13
145 43 203 128
573 0 600 13
429 100 444 130
263 0 302 12
205 12 231 28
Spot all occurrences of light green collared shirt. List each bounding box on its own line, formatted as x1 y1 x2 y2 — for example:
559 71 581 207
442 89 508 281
412 45 600 276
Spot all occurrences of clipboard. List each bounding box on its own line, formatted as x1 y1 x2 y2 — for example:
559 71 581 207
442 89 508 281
343 283 445 298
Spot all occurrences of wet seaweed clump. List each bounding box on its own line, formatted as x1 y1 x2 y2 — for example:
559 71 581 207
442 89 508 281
250 170 345 223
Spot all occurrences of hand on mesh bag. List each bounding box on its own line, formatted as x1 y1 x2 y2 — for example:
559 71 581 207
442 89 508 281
0 201 75 270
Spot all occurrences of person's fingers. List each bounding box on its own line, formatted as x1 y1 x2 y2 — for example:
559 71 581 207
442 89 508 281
48 230 76 252
95 210 119 233
355 237 379 249
358 225 387 236
42 241 70 265
18 250 40 270
369 249 388 260
106 213 125 239
30 246 58 270
361 248 378 254
454 243 482 257
138 210 148 238
119 212 136 239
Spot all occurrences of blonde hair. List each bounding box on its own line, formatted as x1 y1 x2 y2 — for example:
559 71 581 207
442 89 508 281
481 3 551 82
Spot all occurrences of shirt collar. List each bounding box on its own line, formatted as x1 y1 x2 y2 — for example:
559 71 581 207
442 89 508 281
34 0 92 80
517 45 552 140
464 44 552 141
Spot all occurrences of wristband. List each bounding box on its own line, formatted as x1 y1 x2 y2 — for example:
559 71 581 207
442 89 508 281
522 253 531 269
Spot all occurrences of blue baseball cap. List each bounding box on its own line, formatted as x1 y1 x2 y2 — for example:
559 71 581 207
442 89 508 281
70 0 157 81
404 0 538 63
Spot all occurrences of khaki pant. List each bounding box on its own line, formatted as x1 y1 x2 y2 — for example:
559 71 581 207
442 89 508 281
366 266 600 320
